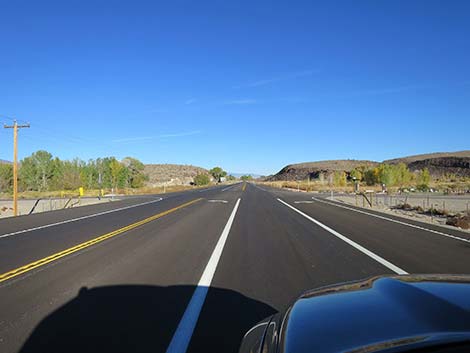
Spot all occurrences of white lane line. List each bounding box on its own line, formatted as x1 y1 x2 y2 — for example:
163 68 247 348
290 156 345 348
312 197 470 244
0 197 163 239
221 183 240 192
166 198 241 353
294 201 314 204
207 200 228 203
277 198 408 275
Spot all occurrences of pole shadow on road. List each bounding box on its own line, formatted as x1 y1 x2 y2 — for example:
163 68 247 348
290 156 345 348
19 285 276 353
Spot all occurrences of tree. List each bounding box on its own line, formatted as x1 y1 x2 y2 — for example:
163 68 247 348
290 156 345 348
363 169 377 186
194 173 210 185
416 168 431 189
122 157 147 188
19 155 40 191
333 171 347 187
349 168 362 181
209 167 227 182
240 175 252 181
0 164 13 193
109 159 124 190
226 175 236 181
374 164 395 186
393 163 411 188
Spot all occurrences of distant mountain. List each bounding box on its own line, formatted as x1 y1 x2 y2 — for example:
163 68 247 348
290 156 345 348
144 164 208 186
268 151 470 181
0 159 12 164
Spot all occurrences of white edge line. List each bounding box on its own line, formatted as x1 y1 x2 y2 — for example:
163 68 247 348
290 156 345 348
0 197 163 239
312 197 470 244
166 198 241 353
277 198 408 275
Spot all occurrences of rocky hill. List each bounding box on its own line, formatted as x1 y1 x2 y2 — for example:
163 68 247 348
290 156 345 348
0 159 11 164
144 164 209 186
268 160 378 181
383 151 470 164
405 157 470 178
385 151 470 179
268 151 470 181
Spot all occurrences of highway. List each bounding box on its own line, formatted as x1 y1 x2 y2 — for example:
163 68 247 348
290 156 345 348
1 182 469 353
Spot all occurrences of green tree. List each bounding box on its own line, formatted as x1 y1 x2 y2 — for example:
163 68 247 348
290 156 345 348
122 157 147 188
194 173 210 185
19 156 39 191
226 175 236 181
240 175 253 181
349 168 362 181
393 163 411 187
375 164 395 186
333 171 347 187
209 167 227 182
0 164 13 193
363 169 377 186
416 168 431 189
109 159 124 190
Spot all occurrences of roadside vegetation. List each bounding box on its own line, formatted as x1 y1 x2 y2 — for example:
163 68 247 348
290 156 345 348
261 162 470 194
0 151 234 198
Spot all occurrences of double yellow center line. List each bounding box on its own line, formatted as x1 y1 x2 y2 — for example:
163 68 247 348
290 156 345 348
0 198 202 284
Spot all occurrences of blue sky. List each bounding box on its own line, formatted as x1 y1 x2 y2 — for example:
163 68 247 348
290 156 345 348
0 1 469 175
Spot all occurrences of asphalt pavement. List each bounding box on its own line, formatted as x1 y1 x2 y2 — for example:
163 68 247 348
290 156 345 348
1 182 469 353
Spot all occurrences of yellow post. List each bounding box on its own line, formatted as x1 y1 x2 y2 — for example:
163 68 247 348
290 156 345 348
79 187 84 197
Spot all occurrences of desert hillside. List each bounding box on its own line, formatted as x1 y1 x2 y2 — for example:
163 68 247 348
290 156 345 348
144 164 209 186
268 151 470 181
383 150 470 164
267 160 378 181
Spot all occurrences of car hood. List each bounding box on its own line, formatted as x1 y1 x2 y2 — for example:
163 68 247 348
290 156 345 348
280 275 470 353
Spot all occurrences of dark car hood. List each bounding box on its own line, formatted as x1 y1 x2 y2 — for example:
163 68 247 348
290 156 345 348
281 275 470 353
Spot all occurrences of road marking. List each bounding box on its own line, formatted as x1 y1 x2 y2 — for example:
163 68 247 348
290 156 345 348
0 197 164 239
207 200 228 203
222 183 239 192
312 197 470 244
242 183 246 191
166 198 241 353
277 198 408 275
294 201 314 204
0 198 202 284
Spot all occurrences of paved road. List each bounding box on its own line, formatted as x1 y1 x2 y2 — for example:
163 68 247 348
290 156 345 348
1 183 469 353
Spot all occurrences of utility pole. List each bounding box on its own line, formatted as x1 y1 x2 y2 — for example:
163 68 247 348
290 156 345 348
4 121 30 216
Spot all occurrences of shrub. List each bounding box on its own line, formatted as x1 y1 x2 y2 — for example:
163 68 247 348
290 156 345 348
194 173 210 186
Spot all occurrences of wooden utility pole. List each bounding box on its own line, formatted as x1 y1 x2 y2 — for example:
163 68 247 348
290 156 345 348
4 121 30 216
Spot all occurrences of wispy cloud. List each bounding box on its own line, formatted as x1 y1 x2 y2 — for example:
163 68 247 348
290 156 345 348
112 130 202 143
222 99 258 105
158 130 202 138
184 98 197 105
112 136 155 143
233 70 317 89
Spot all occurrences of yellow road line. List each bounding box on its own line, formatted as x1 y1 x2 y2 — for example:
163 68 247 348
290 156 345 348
0 198 202 284
242 183 246 191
